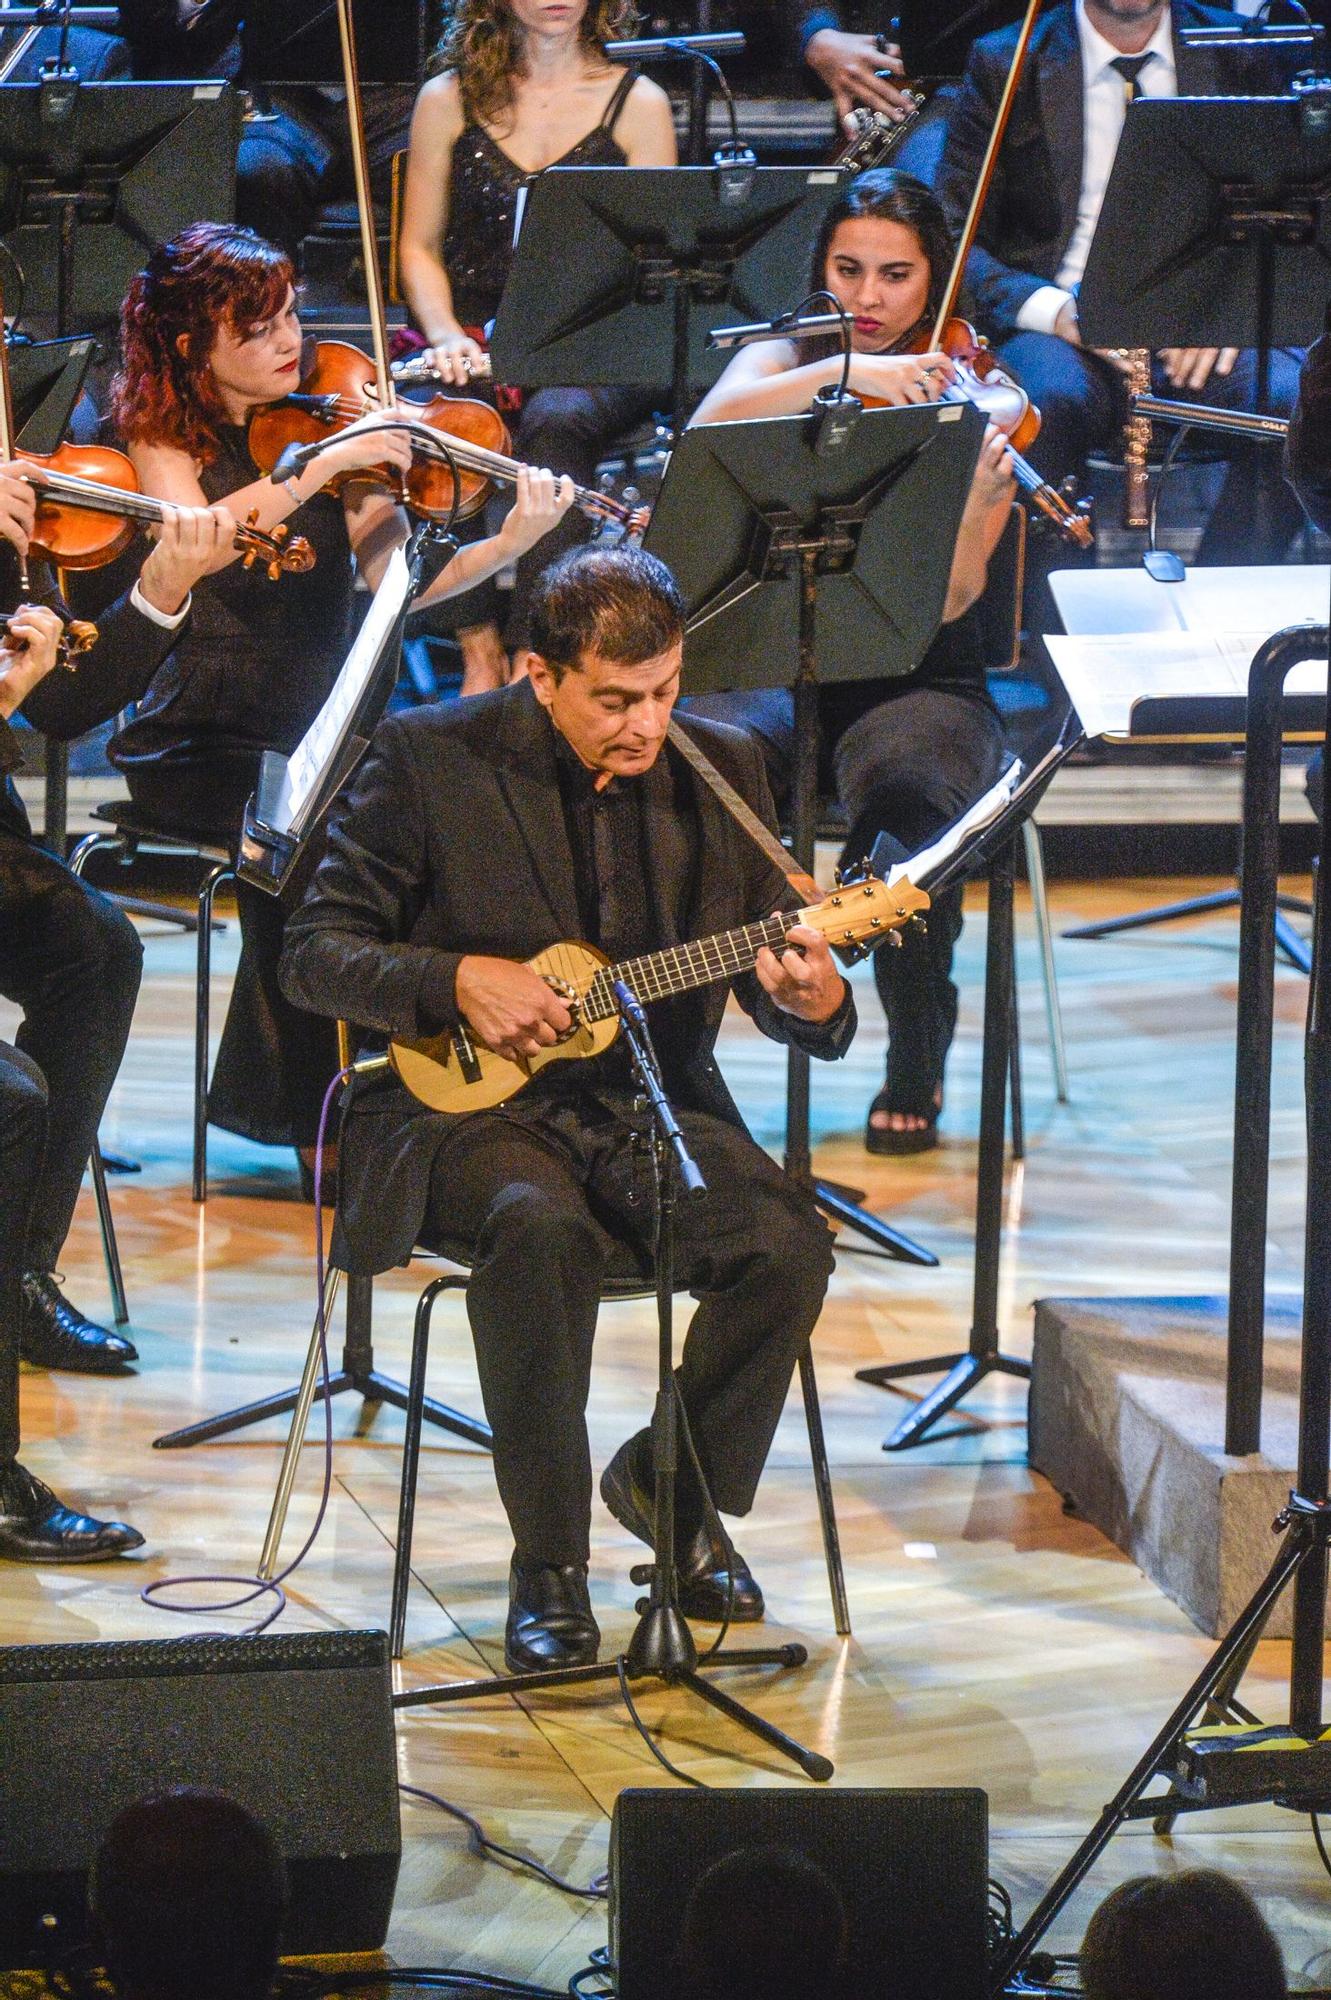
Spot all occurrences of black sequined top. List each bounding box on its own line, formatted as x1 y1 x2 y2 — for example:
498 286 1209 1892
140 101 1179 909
443 68 639 328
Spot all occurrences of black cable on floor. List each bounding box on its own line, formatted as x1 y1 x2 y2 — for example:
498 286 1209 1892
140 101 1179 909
400 1783 607 1900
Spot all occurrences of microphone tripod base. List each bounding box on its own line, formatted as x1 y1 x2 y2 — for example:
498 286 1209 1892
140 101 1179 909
625 1601 698 1679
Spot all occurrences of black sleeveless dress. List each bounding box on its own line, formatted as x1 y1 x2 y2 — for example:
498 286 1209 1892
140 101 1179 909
108 424 354 1152
442 67 639 332
109 424 356 839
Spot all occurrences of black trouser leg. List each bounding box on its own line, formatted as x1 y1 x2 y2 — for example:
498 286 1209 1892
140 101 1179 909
425 1101 834 1560
0 1042 48 1461
508 385 655 649
427 1116 616 1567
0 836 141 1273
664 1114 835 1515
835 685 1007 1110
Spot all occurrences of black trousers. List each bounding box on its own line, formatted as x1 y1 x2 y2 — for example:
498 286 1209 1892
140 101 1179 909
425 1093 836 1566
0 832 141 1274
434 383 655 651
690 680 1007 1114
0 1041 46 1462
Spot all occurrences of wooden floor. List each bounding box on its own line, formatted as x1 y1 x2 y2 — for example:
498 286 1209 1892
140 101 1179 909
5 872 1331 1992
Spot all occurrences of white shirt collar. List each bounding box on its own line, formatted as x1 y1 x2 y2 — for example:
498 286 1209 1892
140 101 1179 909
1076 0 1176 88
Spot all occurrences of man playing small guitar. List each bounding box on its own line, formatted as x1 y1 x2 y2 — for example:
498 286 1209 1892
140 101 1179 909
279 545 861 1674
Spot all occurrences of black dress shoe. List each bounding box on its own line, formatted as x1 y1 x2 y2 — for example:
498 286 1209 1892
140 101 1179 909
20 1272 138 1373
505 1555 601 1674
600 1436 765 1623
0 1461 145 1563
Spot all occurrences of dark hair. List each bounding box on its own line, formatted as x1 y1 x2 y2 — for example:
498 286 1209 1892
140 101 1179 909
809 166 954 320
1080 1871 1287 2000
527 544 685 680
435 0 640 125
677 1845 849 2000
91 1787 288 2000
112 223 294 463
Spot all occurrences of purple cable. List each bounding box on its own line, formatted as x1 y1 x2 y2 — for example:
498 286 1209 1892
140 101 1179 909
141 1064 352 1634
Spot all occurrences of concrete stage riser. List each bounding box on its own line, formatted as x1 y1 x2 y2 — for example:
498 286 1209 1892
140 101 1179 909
1028 1294 1314 1639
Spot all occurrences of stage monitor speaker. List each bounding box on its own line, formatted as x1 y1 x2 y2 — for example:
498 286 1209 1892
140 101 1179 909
0 1629 401 1971
610 1785 989 2000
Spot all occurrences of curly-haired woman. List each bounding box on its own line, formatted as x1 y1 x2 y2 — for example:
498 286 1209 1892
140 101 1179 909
108 221 573 1178
398 0 676 689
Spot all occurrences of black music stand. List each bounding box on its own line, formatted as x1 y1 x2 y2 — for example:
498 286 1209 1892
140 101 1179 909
1067 91 1331 955
855 726 1082 1449
643 398 985 1267
486 164 844 437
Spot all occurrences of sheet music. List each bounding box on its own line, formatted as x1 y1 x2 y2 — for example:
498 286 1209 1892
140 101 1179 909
887 762 1024 893
1045 628 1327 741
273 544 412 833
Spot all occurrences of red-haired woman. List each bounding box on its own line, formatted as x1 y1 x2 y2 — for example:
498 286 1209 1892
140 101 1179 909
108 222 573 1180
398 0 675 690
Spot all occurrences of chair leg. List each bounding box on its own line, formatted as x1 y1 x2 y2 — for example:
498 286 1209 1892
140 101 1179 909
67 829 128 881
797 1347 850 1637
1022 818 1070 1104
193 864 235 1204
90 1142 129 1326
391 1276 456 1660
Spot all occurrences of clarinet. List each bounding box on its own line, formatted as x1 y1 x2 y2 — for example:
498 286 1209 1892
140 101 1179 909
833 85 932 172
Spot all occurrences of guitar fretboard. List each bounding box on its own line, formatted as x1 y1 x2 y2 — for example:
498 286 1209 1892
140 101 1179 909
583 909 803 1021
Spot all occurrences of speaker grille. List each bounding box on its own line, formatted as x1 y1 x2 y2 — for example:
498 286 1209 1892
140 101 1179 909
0 1629 389 1684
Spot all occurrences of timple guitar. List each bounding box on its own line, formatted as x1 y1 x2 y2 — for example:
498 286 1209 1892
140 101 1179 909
385 873 930 1116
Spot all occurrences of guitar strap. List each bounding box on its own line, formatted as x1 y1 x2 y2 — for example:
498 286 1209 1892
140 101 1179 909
667 718 820 905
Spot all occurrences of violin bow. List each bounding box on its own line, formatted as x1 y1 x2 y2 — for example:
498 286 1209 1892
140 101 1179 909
929 0 1047 347
0 279 30 594
335 0 395 416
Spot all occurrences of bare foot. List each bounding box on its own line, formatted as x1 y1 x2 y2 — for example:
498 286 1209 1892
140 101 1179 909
458 622 510 695
867 1084 943 1140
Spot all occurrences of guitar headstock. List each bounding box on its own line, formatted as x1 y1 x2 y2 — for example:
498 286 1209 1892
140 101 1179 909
803 874 930 956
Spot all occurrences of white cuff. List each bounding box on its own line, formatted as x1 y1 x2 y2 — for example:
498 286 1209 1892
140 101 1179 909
130 575 191 630
1016 285 1075 337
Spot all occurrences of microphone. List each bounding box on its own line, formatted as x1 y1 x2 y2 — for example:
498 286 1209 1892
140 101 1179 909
603 32 745 60
268 439 324 484
708 311 847 351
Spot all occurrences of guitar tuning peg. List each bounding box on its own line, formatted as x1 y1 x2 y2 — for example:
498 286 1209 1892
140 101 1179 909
887 930 904 949
833 866 845 888
909 915 928 936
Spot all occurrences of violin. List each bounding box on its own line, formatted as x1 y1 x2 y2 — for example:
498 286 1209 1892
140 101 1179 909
14 444 316 580
1 600 97 673
884 315 1093 549
248 340 650 538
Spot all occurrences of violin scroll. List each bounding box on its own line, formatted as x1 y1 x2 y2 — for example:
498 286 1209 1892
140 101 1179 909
237 512 317 581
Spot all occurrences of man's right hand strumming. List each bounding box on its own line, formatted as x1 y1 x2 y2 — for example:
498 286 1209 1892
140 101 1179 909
455 955 574 1061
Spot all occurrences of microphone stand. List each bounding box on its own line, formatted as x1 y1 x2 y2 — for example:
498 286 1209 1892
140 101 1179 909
393 981 834 1783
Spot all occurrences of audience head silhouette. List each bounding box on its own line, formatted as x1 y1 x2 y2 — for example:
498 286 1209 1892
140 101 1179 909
677 1844 849 2000
91 1786 287 2000
1080 1869 1286 2000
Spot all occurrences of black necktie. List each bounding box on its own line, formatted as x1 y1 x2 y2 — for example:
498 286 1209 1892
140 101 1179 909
1110 53 1153 102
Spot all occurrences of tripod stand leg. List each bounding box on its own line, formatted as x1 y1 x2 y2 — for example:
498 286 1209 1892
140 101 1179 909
678 1667 834 1781
798 1347 851 1636
993 1524 1308 1992
1062 888 1241 941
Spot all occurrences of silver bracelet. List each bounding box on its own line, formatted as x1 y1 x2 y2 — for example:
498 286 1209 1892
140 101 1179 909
282 476 302 505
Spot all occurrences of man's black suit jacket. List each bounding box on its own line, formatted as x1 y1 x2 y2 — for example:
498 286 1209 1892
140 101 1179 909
0 588 177 845
936 0 1244 339
1287 335 1331 535
279 681 857 1275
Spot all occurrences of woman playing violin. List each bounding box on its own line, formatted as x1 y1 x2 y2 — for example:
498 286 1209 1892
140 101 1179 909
398 0 676 691
107 221 574 1183
692 168 1016 1154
